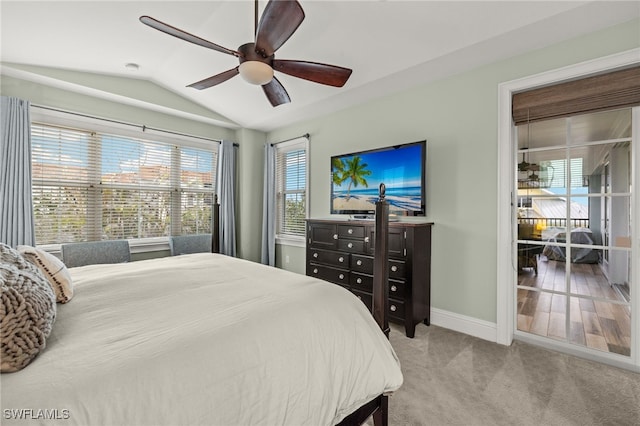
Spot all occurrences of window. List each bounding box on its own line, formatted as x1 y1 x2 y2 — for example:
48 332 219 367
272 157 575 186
546 158 585 189
275 138 308 242
31 121 217 245
513 107 635 360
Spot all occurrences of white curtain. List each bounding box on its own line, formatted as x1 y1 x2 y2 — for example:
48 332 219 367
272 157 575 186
216 140 237 256
261 144 276 266
0 96 35 248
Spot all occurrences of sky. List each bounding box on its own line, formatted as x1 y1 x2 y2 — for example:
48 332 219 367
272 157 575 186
33 133 213 176
332 142 424 191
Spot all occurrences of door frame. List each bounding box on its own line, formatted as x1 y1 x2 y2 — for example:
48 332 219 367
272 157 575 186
496 48 640 371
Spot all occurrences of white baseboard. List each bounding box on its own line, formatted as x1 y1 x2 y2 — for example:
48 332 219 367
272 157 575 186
430 308 498 343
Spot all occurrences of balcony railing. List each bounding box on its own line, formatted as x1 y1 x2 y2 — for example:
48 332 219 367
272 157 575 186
517 217 590 229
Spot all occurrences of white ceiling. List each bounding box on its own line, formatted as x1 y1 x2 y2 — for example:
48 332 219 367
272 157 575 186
1 1 638 132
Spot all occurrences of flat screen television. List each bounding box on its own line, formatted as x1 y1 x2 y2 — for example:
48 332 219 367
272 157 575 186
331 140 426 216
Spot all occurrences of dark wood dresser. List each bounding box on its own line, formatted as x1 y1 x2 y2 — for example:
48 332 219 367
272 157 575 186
306 219 433 338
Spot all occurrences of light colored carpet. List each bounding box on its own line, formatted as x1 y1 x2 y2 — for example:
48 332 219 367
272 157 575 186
382 323 640 426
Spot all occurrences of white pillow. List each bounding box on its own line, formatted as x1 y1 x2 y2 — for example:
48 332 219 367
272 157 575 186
18 245 74 303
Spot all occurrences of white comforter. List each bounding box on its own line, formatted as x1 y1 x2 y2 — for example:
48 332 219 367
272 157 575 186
1 254 402 426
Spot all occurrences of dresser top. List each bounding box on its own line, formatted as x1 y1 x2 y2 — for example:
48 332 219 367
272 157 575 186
306 218 434 228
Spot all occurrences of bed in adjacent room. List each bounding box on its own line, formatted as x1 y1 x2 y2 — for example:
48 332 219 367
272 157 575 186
542 227 600 264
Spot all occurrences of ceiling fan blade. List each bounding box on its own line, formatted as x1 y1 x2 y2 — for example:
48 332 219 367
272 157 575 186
273 60 352 87
262 77 291 107
254 0 305 57
140 16 239 57
188 67 239 90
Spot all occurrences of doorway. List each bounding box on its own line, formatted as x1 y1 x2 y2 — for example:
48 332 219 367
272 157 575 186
496 49 640 371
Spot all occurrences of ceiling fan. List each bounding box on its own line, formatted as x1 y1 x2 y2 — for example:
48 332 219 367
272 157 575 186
518 110 540 176
140 0 353 107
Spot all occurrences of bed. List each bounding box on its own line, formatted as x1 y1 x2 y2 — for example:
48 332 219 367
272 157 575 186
542 227 600 264
1 189 401 425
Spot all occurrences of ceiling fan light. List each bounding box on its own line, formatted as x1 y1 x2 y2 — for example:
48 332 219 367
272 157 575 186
239 61 274 85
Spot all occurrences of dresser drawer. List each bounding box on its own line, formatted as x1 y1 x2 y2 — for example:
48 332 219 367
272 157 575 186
388 279 405 298
350 274 404 299
338 239 366 253
338 224 366 239
307 264 349 286
352 254 373 273
308 248 349 268
350 272 372 292
388 299 405 321
352 255 405 279
389 260 406 280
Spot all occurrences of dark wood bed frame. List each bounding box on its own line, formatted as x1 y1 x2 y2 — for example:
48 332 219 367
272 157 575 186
211 186 391 426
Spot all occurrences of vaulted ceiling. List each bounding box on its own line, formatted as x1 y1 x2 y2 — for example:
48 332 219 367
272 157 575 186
1 1 638 132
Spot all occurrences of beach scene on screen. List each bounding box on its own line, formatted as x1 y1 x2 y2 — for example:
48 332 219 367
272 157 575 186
332 144 423 212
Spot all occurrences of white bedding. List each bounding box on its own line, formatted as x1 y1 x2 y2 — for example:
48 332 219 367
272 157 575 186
1 253 402 425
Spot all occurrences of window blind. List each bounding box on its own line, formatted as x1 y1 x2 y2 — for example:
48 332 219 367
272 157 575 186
31 124 98 243
31 122 217 245
275 142 307 238
179 147 217 235
512 65 640 125
546 158 584 189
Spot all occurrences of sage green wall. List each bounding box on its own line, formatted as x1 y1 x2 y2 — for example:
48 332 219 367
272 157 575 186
0 75 237 142
235 128 266 263
267 18 640 324
275 243 306 274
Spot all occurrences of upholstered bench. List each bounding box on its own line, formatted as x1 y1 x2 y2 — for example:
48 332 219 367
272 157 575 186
61 240 130 268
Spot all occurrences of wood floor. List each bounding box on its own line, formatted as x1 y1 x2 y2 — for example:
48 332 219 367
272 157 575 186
517 256 631 356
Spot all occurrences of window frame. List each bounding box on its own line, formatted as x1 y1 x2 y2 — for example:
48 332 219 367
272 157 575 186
274 137 309 247
30 108 219 253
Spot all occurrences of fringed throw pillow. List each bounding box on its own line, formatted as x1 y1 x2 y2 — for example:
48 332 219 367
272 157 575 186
18 245 73 303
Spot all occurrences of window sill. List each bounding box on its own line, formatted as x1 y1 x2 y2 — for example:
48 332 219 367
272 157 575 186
129 237 170 254
276 235 306 248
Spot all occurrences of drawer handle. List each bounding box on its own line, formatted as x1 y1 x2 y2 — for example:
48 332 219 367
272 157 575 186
313 268 318 274
339 274 345 280
333 234 338 240
356 260 362 266
391 285 397 292
391 265 398 272
347 242 353 248
348 228 353 234
357 278 362 284
364 237 369 243
390 305 397 312
313 252 318 258
338 256 344 263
